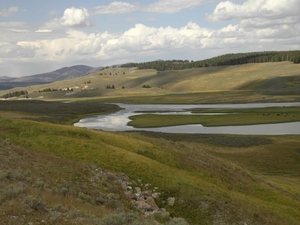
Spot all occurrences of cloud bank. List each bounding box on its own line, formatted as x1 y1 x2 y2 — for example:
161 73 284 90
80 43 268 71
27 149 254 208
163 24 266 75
206 0 300 21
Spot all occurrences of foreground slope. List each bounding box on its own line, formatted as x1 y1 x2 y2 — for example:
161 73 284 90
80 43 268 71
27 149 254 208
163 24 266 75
1 115 300 225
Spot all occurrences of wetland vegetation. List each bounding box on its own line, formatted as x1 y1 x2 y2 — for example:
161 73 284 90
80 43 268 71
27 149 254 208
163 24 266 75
128 106 300 128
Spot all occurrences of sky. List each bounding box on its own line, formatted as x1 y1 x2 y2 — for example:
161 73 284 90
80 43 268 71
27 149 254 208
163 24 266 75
0 0 299 77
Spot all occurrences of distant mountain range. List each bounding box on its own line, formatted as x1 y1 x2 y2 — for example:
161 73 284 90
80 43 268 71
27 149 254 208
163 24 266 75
0 65 102 90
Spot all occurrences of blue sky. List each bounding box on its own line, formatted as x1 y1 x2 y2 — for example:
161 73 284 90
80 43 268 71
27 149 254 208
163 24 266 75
0 0 299 77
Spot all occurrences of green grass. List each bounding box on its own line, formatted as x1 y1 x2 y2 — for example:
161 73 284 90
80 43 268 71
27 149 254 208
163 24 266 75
0 100 121 124
128 106 300 128
1 117 300 224
0 136 160 225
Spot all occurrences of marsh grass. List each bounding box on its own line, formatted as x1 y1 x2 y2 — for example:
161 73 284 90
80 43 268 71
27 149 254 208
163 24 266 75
128 106 300 128
0 100 121 124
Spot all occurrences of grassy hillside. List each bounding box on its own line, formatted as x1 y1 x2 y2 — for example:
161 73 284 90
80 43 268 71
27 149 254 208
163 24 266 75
0 138 161 225
1 105 300 224
1 62 300 103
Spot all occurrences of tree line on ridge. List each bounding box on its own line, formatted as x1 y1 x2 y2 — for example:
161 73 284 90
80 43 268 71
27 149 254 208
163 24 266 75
120 50 300 71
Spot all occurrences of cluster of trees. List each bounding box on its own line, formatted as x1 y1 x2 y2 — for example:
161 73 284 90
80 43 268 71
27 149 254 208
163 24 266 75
122 60 190 71
105 85 125 89
106 85 115 89
99 72 125 75
1 90 28 99
35 87 73 93
121 51 300 71
38 88 58 93
142 85 151 88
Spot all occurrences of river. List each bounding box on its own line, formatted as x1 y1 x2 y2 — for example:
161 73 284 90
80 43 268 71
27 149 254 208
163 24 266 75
74 102 300 135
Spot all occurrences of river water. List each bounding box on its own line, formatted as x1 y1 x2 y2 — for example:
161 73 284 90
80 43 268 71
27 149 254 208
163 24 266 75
74 102 300 135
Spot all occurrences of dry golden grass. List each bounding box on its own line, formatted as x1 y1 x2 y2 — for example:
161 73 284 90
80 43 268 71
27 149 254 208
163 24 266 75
1 62 300 101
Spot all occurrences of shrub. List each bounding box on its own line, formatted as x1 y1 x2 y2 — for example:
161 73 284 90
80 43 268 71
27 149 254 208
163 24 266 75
4 182 25 199
167 218 189 225
16 169 32 184
25 196 45 210
53 185 66 196
70 210 85 218
53 204 68 213
0 170 11 180
34 180 45 190
154 213 170 223
78 192 93 203
101 213 129 225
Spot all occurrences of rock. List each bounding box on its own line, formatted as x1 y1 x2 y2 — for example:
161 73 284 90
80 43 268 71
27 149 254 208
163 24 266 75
170 217 189 225
135 187 141 196
152 192 160 199
145 197 159 211
136 200 152 211
124 191 137 200
143 190 152 197
167 197 175 206
120 181 128 190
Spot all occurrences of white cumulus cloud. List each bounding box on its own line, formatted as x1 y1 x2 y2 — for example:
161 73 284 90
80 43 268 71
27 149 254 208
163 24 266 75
103 22 210 55
40 7 94 30
206 0 300 21
60 7 93 27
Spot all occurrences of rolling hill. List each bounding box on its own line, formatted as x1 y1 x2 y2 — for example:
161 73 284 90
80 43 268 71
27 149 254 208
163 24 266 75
1 61 300 102
0 65 102 91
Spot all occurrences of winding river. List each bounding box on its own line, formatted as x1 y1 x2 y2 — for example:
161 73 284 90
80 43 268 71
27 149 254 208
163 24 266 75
74 102 300 135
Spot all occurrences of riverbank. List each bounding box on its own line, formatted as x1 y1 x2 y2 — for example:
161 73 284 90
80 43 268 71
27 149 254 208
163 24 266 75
75 103 300 135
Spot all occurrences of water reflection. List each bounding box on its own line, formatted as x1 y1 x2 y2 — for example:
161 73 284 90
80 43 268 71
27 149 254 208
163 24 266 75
74 103 300 135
